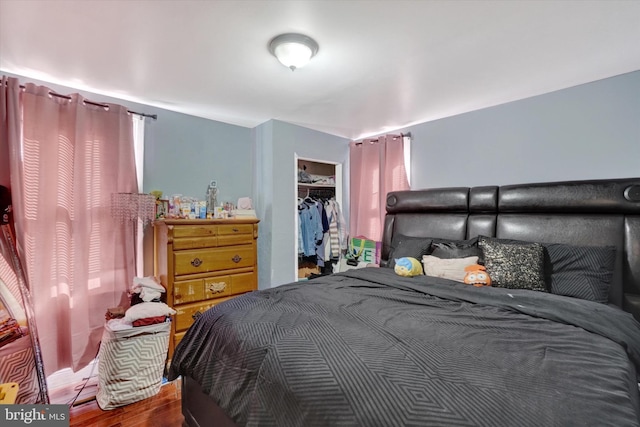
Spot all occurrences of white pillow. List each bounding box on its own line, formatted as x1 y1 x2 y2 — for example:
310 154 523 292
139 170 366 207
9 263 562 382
422 255 479 283
132 276 165 292
123 302 176 322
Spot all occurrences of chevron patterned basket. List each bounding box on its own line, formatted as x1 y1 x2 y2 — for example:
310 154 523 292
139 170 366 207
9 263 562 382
96 322 170 410
0 332 40 404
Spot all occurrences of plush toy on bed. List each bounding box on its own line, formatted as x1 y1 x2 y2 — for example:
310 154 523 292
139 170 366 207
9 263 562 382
394 257 423 277
463 264 492 287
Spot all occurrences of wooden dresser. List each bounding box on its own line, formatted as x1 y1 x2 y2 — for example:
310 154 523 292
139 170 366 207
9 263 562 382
153 218 259 357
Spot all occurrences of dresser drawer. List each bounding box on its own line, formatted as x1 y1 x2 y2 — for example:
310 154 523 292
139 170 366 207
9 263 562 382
172 225 218 238
174 331 186 349
174 297 233 332
218 224 254 235
173 279 205 305
174 245 255 276
218 233 253 247
173 236 218 250
232 272 256 294
204 275 234 299
175 274 248 304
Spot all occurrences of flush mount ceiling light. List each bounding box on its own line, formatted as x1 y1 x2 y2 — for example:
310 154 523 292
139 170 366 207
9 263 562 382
268 33 319 71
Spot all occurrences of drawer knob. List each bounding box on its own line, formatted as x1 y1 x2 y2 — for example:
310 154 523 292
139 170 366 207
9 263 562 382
232 255 242 263
208 282 227 294
191 257 203 267
232 227 239 232
192 311 202 321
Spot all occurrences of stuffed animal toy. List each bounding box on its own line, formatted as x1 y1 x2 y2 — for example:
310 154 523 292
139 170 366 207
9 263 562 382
463 264 491 287
394 257 423 277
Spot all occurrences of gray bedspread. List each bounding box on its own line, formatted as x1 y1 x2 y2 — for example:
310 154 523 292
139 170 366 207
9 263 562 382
168 267 640 427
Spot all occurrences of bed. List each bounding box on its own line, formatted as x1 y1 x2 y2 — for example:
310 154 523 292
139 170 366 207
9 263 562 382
168 177 640 427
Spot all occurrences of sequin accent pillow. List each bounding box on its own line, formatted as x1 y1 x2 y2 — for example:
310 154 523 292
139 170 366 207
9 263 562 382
478 236 547 292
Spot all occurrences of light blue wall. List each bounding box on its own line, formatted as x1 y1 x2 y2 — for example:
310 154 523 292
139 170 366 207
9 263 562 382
396 70 640 188
256 120 349 288
143 111 253 203
253 121 274 290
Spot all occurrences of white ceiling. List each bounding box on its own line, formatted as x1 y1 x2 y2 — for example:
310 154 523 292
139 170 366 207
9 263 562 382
1 0 639 140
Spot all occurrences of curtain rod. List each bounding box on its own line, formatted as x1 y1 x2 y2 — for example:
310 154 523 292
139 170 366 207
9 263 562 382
7 81 158 120
354 132 411 145
43 90 158 120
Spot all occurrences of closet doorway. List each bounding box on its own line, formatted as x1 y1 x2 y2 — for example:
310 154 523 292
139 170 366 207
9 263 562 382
294 155 343 281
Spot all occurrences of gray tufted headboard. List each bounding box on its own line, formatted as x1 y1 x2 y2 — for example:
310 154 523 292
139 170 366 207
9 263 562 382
382 178 640 317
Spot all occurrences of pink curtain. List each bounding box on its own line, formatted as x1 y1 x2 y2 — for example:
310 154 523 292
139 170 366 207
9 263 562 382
1 76 20 188
349 134 409 241
7 80 138 373
0 77 24 320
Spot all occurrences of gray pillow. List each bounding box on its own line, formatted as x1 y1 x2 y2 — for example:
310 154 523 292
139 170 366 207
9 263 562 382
545 243 615 303
388 234 433 268
430 237 483 263
478 236 547 292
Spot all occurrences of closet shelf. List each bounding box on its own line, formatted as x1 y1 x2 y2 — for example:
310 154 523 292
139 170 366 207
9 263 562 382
297 183 335 188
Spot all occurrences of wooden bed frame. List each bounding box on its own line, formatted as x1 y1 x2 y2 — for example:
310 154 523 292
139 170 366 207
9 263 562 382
181 177 640 427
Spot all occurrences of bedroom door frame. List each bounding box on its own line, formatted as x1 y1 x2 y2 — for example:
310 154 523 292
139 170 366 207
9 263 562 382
294 154 343 281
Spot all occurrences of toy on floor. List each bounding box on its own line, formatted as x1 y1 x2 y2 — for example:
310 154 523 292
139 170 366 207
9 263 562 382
0 382 19 404
394 257 423 277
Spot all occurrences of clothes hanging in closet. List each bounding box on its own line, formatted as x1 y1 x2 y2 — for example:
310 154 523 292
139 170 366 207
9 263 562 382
298 198 325 259
298 196 346 269
324 199 347 259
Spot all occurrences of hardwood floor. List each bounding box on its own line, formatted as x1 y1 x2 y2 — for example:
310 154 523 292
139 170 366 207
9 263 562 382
69 379 184 427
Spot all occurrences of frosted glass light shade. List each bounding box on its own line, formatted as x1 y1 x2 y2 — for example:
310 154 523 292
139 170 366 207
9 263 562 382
274 43 312 69
269 33 319 71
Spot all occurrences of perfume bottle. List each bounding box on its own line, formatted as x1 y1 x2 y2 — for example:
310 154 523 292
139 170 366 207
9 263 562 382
206 181 218 215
